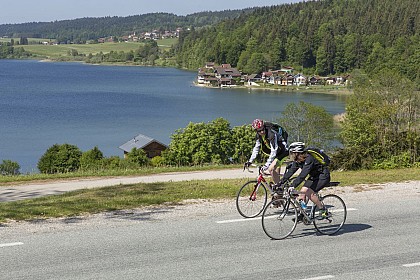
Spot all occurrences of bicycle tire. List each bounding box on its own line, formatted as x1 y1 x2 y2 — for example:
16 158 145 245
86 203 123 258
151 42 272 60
236 180 268 218
313 194 347 235
262 198 298 240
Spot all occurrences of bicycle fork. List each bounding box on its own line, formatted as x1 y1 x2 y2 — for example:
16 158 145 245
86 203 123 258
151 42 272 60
249 183 260 201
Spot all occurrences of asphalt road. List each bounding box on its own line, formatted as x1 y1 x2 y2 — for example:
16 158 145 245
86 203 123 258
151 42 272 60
1 179 420 280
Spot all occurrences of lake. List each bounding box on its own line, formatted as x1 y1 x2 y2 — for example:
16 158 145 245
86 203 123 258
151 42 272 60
0 59 347 173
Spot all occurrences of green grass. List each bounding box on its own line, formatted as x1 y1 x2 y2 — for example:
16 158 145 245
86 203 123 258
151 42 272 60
23 42 144 57
157 38 177 50
0 167 418 223
0 165 237 184
3 38 177 58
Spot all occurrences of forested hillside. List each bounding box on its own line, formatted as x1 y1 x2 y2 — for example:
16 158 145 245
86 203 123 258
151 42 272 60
0 10 253 43
175 0 419 82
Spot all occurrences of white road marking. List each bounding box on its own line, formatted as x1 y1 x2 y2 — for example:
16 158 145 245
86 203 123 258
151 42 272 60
0 242 24 248
216 216 262 223
300 275 335 280
217 208 357 224
403 262 420 267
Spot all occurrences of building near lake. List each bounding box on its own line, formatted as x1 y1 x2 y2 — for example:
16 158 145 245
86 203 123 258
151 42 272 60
119 134 168 159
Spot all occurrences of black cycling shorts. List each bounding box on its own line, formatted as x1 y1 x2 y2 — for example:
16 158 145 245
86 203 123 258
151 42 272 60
303 167 331 192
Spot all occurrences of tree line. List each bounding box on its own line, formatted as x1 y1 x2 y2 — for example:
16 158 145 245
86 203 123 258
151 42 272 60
0 10 254 43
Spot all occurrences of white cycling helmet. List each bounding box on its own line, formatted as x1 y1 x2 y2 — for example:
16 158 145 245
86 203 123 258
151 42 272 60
288 142 305 153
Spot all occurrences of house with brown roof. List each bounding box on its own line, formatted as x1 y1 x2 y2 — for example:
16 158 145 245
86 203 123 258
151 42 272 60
119 134 168 159
281 74 295 86
214 65 241 87
308 75 322 85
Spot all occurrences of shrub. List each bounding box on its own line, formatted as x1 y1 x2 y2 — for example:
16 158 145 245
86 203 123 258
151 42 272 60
126 148 150 167
150 156 165 167
0 159 20 175
38 144 82 173
80 146 104 170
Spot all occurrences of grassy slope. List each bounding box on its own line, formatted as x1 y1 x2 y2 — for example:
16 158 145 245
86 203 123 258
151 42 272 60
4 38 177 58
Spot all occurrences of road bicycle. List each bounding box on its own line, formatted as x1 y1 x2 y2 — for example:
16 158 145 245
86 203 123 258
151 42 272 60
236 164 292 218
261 181 347 240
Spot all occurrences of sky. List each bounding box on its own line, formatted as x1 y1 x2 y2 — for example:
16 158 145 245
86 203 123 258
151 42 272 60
0 0 302 25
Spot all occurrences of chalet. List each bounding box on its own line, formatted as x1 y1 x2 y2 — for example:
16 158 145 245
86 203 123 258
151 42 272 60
325 77 336 85
214 65 241 87
336 75 350 85
294 73 307 86
308 75 322 85
246 74 262 82
197 70 218 86
119 134 168 159
281 74 295 86
262 71 273 83
263 68 295 85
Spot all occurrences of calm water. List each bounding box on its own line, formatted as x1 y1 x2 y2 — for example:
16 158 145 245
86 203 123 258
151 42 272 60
0 60 347 172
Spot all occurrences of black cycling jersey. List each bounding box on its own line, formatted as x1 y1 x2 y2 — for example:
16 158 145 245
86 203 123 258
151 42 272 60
280 152 330 191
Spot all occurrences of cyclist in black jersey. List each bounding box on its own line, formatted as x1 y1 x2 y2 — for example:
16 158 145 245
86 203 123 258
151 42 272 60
279 142 330 220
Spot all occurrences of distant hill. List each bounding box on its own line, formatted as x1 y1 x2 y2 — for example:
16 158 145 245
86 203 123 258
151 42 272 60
0 10 254 43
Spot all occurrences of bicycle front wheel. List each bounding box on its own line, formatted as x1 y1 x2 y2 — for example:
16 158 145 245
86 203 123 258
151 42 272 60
313 194 347 235
236 180 268 218
262 199 297 240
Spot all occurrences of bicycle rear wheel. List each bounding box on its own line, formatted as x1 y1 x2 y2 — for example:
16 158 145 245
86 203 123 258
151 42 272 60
236 180 268 218
262 199 297 240
313 194 347 235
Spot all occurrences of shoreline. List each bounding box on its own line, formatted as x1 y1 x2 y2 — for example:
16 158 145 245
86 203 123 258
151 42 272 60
195 82 353 95
32 58 353 96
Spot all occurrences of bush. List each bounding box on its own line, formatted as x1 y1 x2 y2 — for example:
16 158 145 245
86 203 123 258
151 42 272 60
126 148 150 167
0 159 20 175
150 156 165 167
38 144 82 173
164 118 235 166
373 152 415 169
80 146 104 170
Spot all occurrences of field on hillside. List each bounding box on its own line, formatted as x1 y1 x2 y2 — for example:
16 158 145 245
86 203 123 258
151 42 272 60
1 38 177 58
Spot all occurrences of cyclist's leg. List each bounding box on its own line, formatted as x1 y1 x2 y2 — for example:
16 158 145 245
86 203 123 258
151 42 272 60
312 169 331 212
270 151 289 185
304 179 323 209
268 159 280 184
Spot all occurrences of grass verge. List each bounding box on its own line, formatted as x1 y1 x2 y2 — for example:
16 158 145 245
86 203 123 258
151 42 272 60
0 167 418 223
0 165 238 185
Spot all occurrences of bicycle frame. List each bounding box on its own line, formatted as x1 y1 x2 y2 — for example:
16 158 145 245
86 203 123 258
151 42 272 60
285 193 319 225
237 163 293 218
246 165 276 199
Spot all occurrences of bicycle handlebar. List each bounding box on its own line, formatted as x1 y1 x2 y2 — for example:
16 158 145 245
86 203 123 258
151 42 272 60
243 164 271 176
